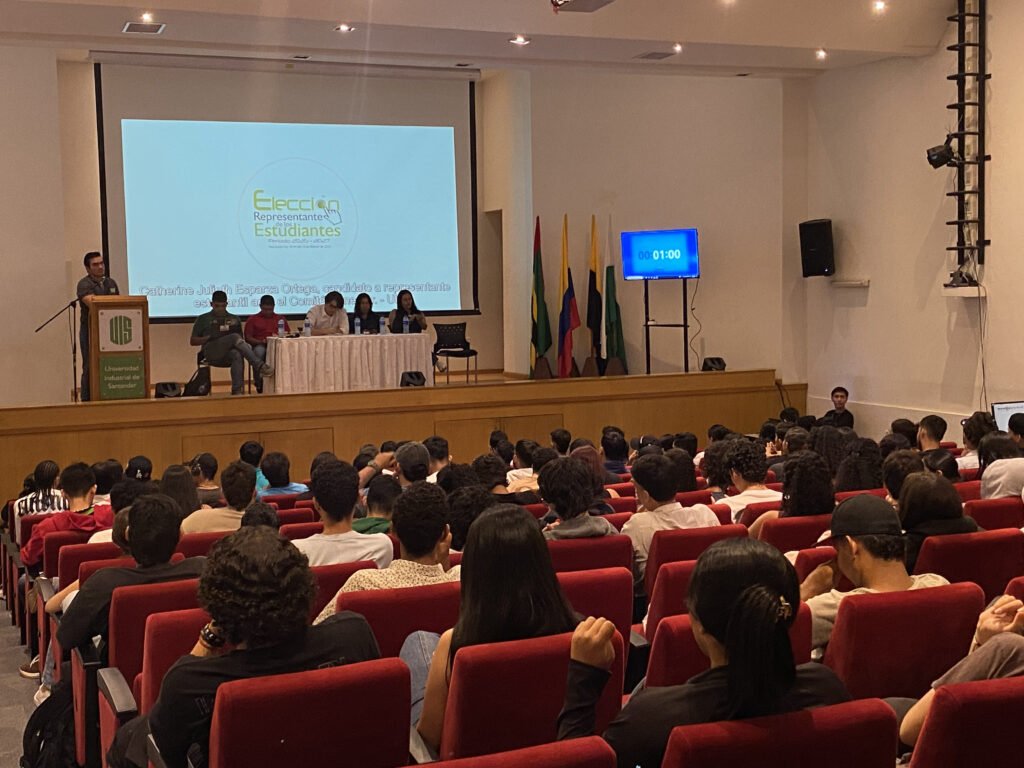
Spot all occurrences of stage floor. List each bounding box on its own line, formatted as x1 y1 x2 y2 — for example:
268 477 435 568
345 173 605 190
0 369 805 495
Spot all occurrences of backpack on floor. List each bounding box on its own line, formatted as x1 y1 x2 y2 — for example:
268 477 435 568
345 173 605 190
20 679 76 768
183 364 211 397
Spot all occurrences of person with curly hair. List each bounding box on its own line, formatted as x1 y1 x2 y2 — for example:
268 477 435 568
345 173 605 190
809 425 846 479
957 411 998 470
108 526 380 768
698 438 737 501
833 438 883 494
715 439 782 524
538 458 617 540
747 451 834 540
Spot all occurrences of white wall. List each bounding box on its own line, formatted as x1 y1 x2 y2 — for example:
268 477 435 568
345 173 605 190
1 48 71 406
804 0 1024 440
529 70 786 377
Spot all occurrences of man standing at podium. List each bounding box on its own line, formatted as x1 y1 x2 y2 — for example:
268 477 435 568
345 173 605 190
77 251 119 401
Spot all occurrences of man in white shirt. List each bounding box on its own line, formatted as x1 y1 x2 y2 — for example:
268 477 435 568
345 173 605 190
394 441 431 486
956 411 997 470
506 439 539 486
292 459 393 568
423 436 450 484
304 290 349 335
622 454 720 587
714 439 783 523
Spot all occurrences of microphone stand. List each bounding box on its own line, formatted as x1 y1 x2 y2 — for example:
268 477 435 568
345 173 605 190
36 299 79 403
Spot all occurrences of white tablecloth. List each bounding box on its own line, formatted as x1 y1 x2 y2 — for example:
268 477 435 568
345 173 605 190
264 334 434 393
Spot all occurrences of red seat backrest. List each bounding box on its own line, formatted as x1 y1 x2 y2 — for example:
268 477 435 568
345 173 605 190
647 604 812 687
909 675 1024 768
546 535 633 573
661 699 898 768
675 490 713 507
276 507 316 526
765 469 776 483
140 608 210 713
602 511 632 531
822 582 984 699
939 441 958 450
335 581 461 657
959 466 979 480
428 736 615 767
79 553 185 585
913 529 1024 602
524 503 547 520
645 525 746 597
792 546 837 582
43 529 92 578
644 559 697 641
279 521 323 541
739 501 783 528
294 499 315 510
605 482 635 497
439 631 624 761
833 488 887 503
964 497 1024 530
758 515 832 553
708 503 732 525
607 496 637 514
557 568 632 653
207 658 410 768
58 541 124 587
175 530 231 558
696 477 709 490
309 561 375 618
1006 575 1024 601
953 480 982 503
19 513 49 549
260 493 299 510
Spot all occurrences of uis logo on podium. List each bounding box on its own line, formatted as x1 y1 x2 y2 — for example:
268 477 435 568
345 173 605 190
108 315 133 346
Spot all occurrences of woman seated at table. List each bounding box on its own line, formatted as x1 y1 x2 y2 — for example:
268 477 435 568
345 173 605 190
388 289 429 334
348 292 382 334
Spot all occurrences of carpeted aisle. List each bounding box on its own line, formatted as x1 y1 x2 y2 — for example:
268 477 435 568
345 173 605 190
0 618 37 763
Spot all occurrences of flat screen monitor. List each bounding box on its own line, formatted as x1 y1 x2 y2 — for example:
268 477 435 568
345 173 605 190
991 401 1024 432
620 228 700 281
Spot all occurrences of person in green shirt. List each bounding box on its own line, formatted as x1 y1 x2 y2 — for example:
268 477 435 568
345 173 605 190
190 290 273 395
353 474 401 534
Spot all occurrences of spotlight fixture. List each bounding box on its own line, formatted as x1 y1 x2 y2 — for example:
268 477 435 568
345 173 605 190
509 34 531 46
815 48 828 60
334 23 355 32
141 12 153 22
927 136 956 169
672 43 683 53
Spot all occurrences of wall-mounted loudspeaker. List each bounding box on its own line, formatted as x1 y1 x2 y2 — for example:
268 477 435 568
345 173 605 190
799 219 835 277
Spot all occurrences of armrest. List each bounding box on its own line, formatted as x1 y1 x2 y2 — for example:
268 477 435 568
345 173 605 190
97 667 138 722
36 575 56 604
629 628 650 651
73 641 104 669
147 733 170 768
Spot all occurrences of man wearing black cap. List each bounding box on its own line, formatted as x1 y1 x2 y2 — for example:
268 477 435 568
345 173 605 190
799 494 948 653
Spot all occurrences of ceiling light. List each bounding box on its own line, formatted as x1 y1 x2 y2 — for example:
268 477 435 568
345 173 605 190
334 23 355 33
509 34 531 46
872 0 887 12
141 12 153 22
672 43 683 53
815 48 828 60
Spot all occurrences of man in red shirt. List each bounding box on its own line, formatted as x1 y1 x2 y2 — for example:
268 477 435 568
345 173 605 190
244 294 290 393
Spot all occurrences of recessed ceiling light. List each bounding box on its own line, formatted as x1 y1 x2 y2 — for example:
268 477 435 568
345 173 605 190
815 48 828 60
672 43 683 53
334 23 355 33
872 0 887 12
509 34 531 46
140 12 153 22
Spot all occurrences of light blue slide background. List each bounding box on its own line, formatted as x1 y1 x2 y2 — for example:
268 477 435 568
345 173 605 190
122 119 460 317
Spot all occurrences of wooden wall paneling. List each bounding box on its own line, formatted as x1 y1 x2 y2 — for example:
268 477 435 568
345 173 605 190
181 432 260 474
432 418 502 465
499 414 565 450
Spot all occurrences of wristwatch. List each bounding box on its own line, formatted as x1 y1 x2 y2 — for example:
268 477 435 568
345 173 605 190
368 460 380 471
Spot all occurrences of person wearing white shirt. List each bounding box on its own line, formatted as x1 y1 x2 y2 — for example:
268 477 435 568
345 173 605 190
292 459 392 569
712 439 782 523
305 290 349 336
423 436 451 484
956 411 997 471
622 454 720 589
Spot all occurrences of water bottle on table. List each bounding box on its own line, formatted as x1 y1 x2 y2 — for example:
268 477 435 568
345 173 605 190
379 317 387 334
277 318 285 338
303 318 312 337
402 315 410 334
354 317 361 335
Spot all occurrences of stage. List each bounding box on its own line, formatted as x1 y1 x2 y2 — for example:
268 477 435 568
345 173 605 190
0 369 805 494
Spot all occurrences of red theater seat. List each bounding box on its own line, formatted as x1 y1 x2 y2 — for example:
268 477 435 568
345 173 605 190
953 480 982 503
644 525 746 598
603 511 632 531
557 568 632 654
607 496 637 514
675 489 713 507
964 497 1024 529
606 482 635 497
913 529 1024 602
834 488 887 503
738 500 783 527
546 535 633 573
260 493 299 509
758 514 832 553
278 521 323 541
310 561 375 618
275 507 316 526
431 736 615 768
642 559 697 642
175 530 230 558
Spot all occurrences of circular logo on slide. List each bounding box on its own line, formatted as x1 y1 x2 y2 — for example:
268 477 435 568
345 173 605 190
237 158 359 280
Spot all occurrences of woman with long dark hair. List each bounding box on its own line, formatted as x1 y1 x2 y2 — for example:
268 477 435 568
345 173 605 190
412 505 578 750
388 289 429 334
747 451 834 539
348 292 381 334
558 538 850 768
899 472 979 572
833 437 883 493
160 464 203 521
809 425 846 479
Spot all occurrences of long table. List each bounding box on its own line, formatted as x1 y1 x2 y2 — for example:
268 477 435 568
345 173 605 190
263 333 434 394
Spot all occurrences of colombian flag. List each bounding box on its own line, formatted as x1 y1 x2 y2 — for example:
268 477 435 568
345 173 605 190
557 214 580 378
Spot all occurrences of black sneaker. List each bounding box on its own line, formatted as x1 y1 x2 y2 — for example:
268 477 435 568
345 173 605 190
19 656 40 679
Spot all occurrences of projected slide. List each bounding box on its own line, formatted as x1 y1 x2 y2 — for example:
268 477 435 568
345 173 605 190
121 119 461 318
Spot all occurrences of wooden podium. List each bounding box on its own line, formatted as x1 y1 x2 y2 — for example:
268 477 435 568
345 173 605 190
88 295 151 401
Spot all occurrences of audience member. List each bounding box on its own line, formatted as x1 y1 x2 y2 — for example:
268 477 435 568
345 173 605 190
796 414 817 432
748 451 833 539
672 432 699 457
11 460 67 545
917 415 948 452
557 538 850 768
410 505 579 750
920 448 961 482
507 439 540 485
898 472 979 573
445 485 499 552
125 455 153 482
509 446 558 494
601 431 630 476
472 454 541 505
833 438 883 493
767 426 810 483
394 441 431 486
957 411 998 470
240 500 279 529
978 433 1024 499
295 451 339 501
188 453 222 507
257 451 309 498
569 437 595 453
538 458 617 540
572 444 622 488
239 440 269 492
181 460 256 534
780 406 801 422
492 439 515 466
800 495 949 653
809 425 845 479
488 429 508 450
1008 413 1024 452
700 438 736 501
353 474 401 534
890 419 920 450
881 449 925 508
316 483 460 614
819 386 854 428
879 432 911 460
716 440 782 523
550 428 572 456
107 526 380 768
292 460 392 568
88 479 156 543
160 464 204 521
664 448 698 493
423 436 450 483
436 463 483 495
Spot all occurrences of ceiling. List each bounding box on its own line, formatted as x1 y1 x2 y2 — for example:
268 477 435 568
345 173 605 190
1 0 956 76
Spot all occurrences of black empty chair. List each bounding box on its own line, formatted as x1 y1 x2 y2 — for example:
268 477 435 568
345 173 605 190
433 322 478 383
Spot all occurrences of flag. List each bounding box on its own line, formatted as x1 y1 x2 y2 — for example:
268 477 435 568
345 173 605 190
604 216 627 374
557 214 581 378
586 214 602 359
530 217 552 376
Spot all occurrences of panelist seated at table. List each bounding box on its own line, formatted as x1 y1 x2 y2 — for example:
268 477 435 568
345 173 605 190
190 290 273 395
305 290 349 336
244 294 290 393
348 292 382 334
387 289 430 334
